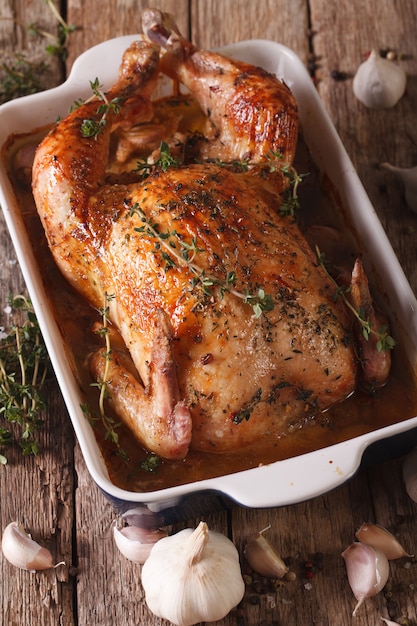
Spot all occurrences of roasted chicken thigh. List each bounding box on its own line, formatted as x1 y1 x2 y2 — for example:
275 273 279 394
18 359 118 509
32 10 388 461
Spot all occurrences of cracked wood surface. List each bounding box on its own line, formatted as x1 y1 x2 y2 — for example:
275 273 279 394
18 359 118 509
0 1 416 624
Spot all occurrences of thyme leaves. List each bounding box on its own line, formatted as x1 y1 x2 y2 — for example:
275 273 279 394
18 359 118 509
134 142 307 221
127 201 274 318
211 149 308 218
278 163 309 218
135 141 182 178
0 295 49 463
82 292 129 462
78 78 123 140
0 1 77 105
315 247 396 352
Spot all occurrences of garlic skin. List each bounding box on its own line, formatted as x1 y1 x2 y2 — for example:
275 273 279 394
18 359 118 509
353 50 406 109
341 542 389 616
402 447 417 502
1 521 54 571
141 521 245 626
381 162 417 213
244 525 288 578
113 524 167 564
355 522 413 560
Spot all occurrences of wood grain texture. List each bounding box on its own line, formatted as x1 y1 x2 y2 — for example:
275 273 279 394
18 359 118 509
0 3 73 625
0 0 416 624
190 0 310 60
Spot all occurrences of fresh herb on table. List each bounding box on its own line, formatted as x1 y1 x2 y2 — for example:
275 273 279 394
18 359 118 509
0 55 50 105
31 0 77 61
211 149 308 218
0 295 50 464
0 1 76 105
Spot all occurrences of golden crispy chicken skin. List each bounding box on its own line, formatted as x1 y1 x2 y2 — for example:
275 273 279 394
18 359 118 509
32 12 361 460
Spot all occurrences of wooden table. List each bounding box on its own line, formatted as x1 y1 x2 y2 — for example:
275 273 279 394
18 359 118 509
1 1 417 624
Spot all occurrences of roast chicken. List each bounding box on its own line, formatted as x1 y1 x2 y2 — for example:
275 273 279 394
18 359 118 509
32 9 390 461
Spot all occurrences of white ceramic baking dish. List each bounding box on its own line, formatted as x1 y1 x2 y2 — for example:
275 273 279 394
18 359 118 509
0 37 416 527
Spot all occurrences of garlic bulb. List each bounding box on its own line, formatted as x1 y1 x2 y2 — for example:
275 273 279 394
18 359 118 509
353 50 406 109
113 523 167 564
402 447 417 502
244 525 288 578
381 162 417 213
355 522 413 560
141 521 245 626
341 542 389 616
1 521 55 571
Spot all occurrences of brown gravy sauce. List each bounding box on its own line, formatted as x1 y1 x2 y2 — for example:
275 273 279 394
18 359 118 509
4 98 417 493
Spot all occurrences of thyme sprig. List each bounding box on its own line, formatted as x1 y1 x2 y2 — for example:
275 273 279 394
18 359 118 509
315 246 396 352
136 141 182 177
127 201 274 318
28 0 77 60
279 162 309 218
83 292 129 461
0 295 49 464
0 55 50 104
212 150 307 218
78 78 123 139
135 143 307 221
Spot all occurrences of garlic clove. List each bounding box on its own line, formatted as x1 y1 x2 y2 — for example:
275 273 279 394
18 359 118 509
244 525 289 579
355 522 413 560
381 162 417 214
141 521 245 626
353 49 406 109
113 524 167 564
341 542 390 617
1 521 54 571
402 447 417 502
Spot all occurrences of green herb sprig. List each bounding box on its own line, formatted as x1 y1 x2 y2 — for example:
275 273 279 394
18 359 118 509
0 295 49 464
28 0 77 61
278 162 309 218
82 292 128 461
127 201 274 318
0 1 77 104
0 55 50 105
78 78 123 139
316 247 396 352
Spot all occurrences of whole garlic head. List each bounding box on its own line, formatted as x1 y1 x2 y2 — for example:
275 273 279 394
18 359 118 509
141 521 245 626
353 50 406 109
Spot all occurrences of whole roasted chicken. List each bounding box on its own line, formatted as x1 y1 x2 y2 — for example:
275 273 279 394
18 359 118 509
32 9 390 461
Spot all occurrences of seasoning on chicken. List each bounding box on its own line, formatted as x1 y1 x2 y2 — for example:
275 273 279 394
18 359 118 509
32 10 389 461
